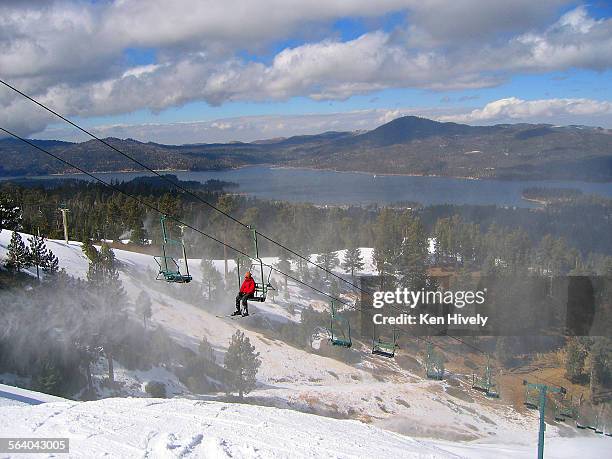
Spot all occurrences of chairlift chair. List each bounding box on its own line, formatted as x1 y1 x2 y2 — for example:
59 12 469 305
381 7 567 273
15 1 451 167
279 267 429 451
523 385 541 410
237 227 275 303
472 357 499 398
329 301 352 348
154 215 192 283
372 327 398 358
553 394 576 422
425 343 445 380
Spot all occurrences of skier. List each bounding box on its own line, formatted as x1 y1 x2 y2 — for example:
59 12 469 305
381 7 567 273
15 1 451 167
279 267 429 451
233 271 255 316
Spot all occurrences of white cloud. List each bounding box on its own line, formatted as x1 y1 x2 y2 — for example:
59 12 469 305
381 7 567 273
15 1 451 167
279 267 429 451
438 97 612 123
403 0 568 47
1 2 611 137
22 98 612 145
36 109 433 144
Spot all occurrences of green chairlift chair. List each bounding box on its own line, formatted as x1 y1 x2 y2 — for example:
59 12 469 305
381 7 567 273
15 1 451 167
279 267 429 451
154 215 192 283
425 342 445 380
372 327 399 358
472 356 499 398
329 301 352 348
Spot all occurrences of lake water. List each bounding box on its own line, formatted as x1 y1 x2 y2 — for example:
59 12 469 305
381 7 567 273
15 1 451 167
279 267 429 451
5 166 612 207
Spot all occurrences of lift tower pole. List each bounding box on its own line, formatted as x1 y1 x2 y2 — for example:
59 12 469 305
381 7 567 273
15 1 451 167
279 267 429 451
59 206 69 244
523 380 565 459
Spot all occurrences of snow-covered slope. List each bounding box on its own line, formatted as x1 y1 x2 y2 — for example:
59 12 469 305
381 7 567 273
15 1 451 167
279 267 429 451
0 383 66 407
1 231 608 458
0 397 453 458
0 395 609 458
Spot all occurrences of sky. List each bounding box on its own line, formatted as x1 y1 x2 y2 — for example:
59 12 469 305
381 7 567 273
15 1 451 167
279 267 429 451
1 0 612 144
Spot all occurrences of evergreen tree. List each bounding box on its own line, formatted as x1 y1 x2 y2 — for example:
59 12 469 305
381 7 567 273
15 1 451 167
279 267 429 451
33 360 61 396
137 290 153 329
215 194 237 280
590 337 611 402
200 258 223 301
199 337 216 363
565 337 587 382
0 193 22 232
130 222 148 245
372 208 406 286
394 216 428 290
224 330 261 398
86 242 126 385
316 246 339 280
342 242 364 278
276 251 292 289
5 231 30 272
27 234 47 280
43 250 59 275
82 238 98 263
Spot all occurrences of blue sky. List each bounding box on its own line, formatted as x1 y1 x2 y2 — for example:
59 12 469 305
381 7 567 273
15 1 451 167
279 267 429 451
2 1 612 142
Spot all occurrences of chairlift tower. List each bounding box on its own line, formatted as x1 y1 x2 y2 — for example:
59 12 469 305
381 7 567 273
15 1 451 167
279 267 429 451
523 380 566 459
59 205 69 244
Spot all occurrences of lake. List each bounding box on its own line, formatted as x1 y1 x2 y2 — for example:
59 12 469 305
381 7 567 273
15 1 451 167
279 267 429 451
4 166 612 208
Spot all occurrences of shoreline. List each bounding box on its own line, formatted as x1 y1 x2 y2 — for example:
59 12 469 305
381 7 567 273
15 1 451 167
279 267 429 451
48 168 190 176
269 164 483 181
1 164 611 185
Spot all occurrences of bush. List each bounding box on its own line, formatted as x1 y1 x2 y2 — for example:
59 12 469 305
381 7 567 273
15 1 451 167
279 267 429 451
145 381 166 398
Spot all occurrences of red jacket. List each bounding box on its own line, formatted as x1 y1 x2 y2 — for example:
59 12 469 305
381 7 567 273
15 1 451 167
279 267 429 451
240 277 256 294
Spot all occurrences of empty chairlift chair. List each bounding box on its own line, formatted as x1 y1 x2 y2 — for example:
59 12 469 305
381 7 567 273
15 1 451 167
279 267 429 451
425 343 445 380
553 394 576 422
372 327 399 358
154 215 192 283
471 356 499 398
523 384 541 410
329 301 352 348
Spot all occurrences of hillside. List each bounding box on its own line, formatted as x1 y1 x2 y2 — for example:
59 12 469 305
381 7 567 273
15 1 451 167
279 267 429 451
1 117 611 181
291 118 612 180
1 230 609 458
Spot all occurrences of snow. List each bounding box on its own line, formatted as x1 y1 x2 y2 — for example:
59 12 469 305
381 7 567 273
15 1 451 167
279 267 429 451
0 396 459 458
0 383 66 407
0 393 609 458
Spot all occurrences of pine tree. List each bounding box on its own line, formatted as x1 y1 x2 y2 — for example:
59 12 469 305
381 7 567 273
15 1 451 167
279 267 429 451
200 258 223 301
316 246 339 280
34 360 61 396
130 222 148 245
43 250 59 275
0 193 22 232
86 242 126 385
341 242 364 278
28 234 47 280
199 337 216 363
589 337 611 402
82 238 98 263
394 217 428 290
565 337 587 382
5 231 30 272
276 251 292 289
137 290 153 329
224 330 261 398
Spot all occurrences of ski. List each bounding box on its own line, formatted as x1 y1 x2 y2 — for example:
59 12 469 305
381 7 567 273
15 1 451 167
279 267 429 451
216 314 254 320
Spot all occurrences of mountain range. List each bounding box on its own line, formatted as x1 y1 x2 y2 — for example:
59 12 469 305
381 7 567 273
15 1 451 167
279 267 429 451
1 116 611 181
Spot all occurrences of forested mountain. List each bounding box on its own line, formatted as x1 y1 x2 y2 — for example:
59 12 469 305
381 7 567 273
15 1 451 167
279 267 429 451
1 117 611 180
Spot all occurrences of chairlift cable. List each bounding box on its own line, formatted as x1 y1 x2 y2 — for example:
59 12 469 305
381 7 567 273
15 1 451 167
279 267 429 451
0 78 369 296
1 92 569 392
0 126 353 309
